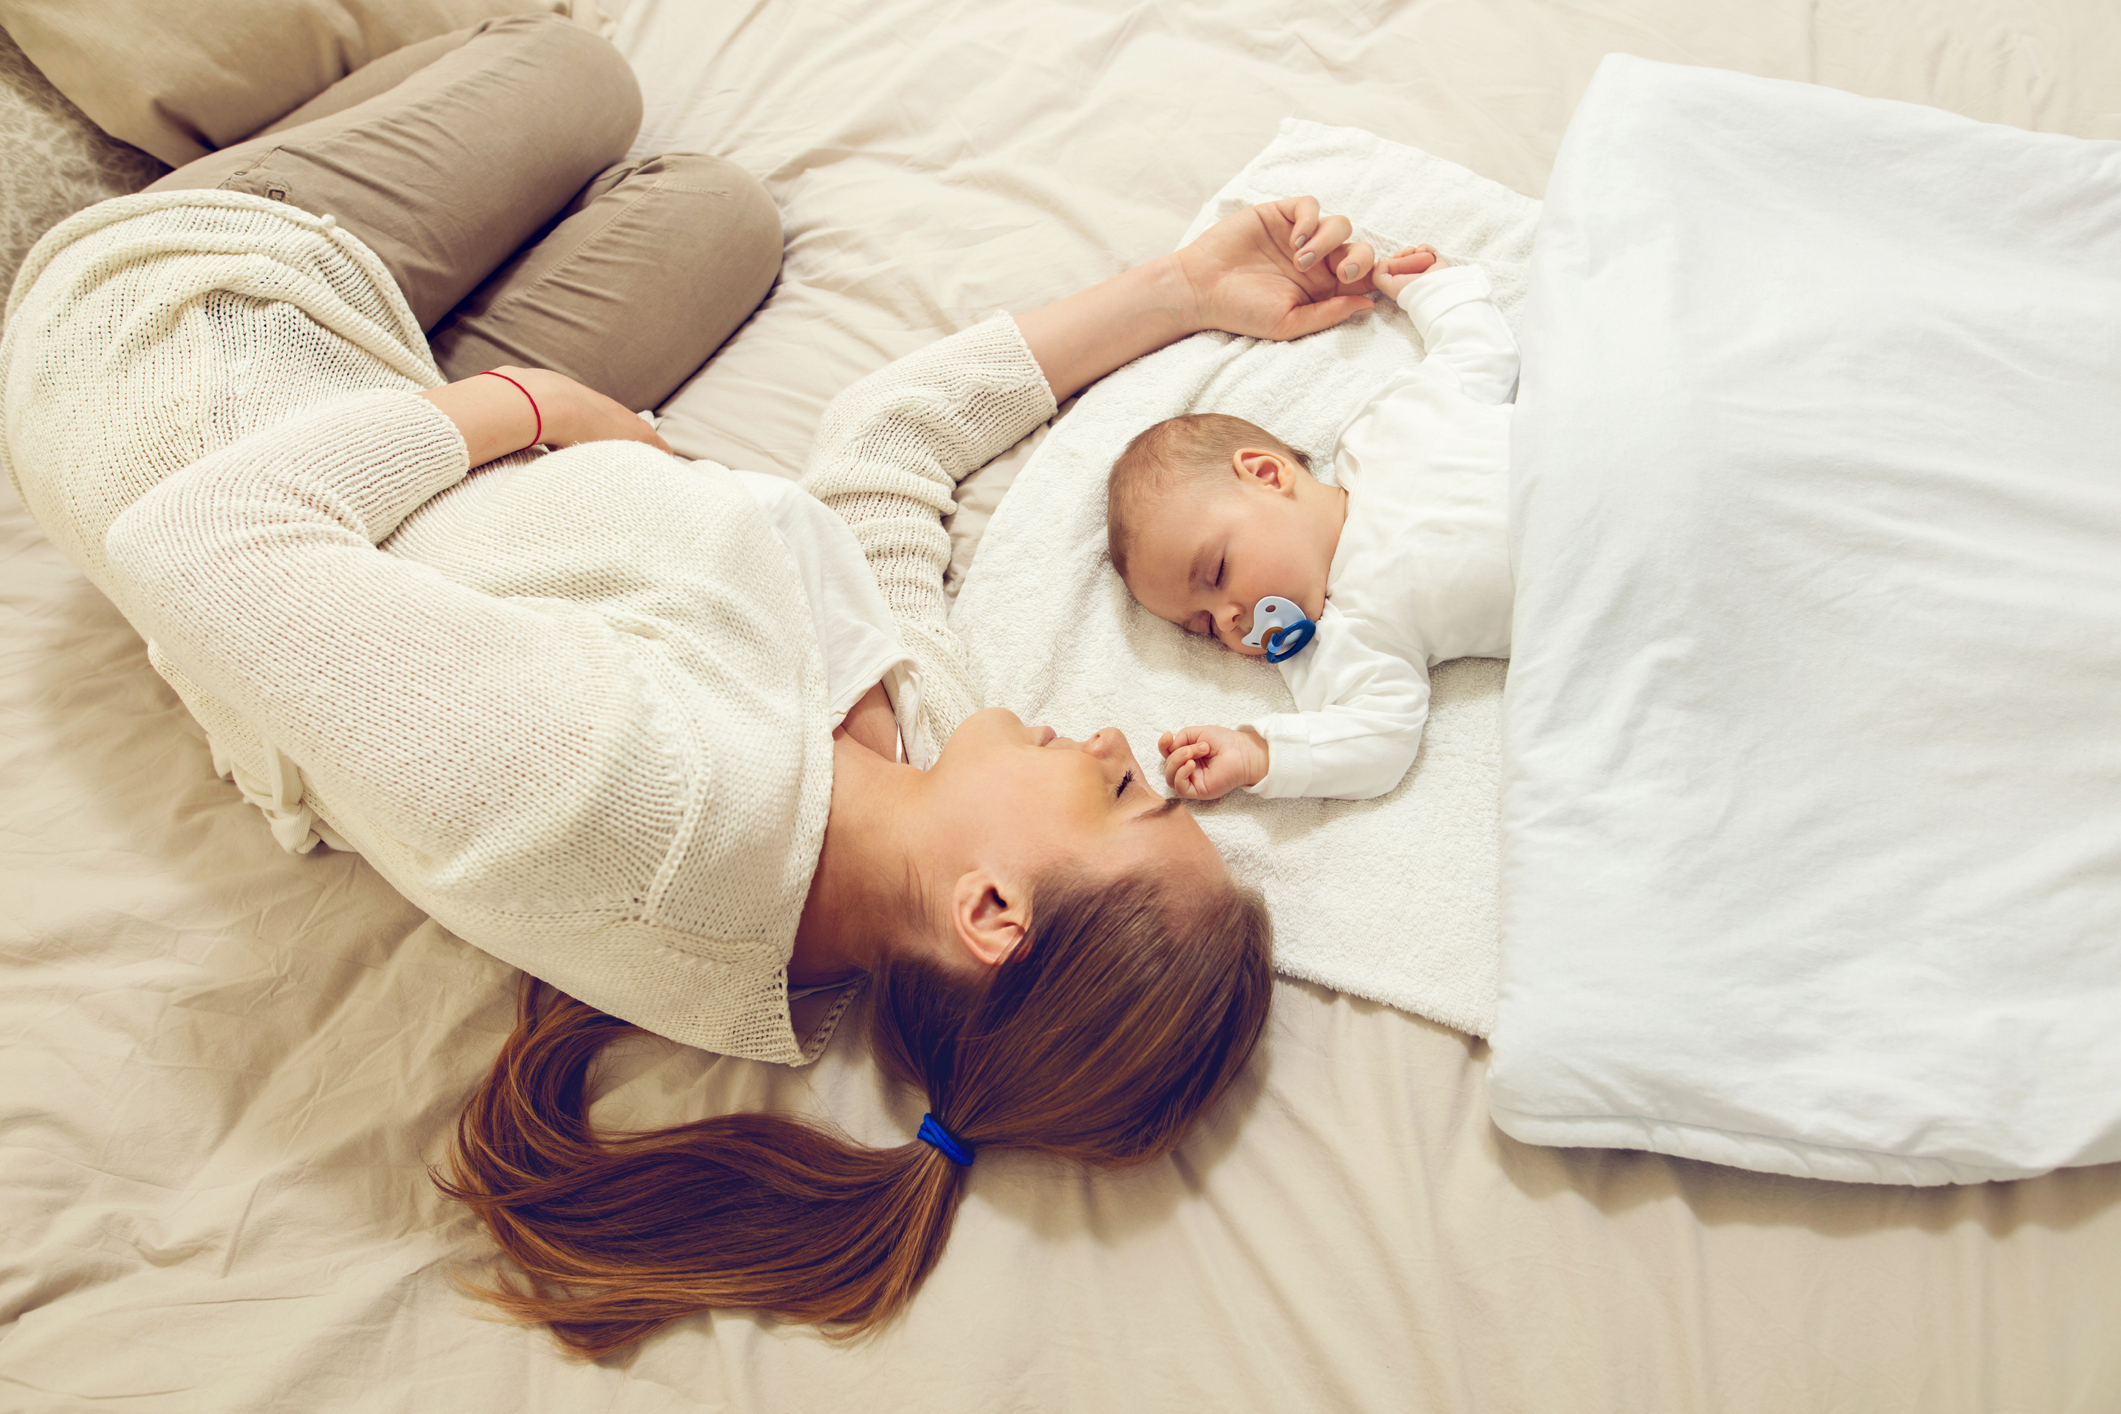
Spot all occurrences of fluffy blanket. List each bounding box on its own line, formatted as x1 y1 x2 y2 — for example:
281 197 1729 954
951 120 1539 1035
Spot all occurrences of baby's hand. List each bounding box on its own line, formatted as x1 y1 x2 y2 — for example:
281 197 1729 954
1158 725 1270 801
1370 244 1440 303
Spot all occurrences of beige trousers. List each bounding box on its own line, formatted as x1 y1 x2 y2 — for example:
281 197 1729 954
148 14 780 411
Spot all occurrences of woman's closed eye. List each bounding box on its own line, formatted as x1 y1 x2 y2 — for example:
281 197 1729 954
1116 769 1134 800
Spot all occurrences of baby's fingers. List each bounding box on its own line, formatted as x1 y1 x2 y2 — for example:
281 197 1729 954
1384 244 1439 275
1160 726 1206 757
1170 746 1204 792
1163 742 1211 792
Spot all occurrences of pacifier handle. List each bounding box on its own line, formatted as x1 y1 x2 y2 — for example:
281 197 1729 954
1242 594 1317 664
1263 618 1316 663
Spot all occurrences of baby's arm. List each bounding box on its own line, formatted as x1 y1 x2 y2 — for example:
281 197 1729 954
1368 244 1437 302
1160 725 1270 800
1157 609 1432 801
1373 248 1518 405
1249 696 1428 799
1247 608 1432 800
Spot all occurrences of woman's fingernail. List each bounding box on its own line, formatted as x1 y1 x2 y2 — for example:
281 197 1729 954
1296 251 1316 270
1341 261 1358 280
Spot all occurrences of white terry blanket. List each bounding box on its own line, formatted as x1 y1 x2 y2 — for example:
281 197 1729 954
1492 56 2121 1183
952 120 1539 1036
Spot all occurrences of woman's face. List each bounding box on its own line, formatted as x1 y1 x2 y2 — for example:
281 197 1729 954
924 708 1227 888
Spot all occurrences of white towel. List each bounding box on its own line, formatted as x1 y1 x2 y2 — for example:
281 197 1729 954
951 120 1540 1035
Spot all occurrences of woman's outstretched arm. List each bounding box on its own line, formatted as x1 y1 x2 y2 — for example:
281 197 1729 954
1015 195 1386 401
801 318 1060 765
805 196 1386 760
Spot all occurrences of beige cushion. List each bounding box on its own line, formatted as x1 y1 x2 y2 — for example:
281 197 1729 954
0 0 593 167
0 25 164 324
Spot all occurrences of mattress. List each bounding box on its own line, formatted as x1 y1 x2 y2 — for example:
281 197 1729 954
4 0 2120 1409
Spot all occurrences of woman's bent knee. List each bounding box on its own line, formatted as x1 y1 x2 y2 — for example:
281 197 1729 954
617 155 783 403
426 152 785 409
472 14 642 162
647 152 784 304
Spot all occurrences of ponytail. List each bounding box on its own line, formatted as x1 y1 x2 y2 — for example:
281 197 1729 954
440 872 1272 1355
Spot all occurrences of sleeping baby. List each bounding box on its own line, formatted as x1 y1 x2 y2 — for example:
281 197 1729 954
1105 245 1517 800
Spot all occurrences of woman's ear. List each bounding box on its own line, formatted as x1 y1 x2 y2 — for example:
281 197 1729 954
949 869 1032 968
1232 447 1298 495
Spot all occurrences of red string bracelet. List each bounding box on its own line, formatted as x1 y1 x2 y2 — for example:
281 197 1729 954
477 370 542 449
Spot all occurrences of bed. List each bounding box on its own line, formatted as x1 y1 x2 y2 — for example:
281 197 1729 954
4 1 2120 1409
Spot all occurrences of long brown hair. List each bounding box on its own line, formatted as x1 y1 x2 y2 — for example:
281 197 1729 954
439 871 1273 1356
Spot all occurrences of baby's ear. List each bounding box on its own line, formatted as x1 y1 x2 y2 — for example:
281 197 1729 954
1232 447 1299 492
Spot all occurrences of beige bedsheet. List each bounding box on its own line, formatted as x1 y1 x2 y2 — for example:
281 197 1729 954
4 0 2120 1408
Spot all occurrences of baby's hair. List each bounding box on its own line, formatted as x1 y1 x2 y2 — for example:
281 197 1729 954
1106 414 1310 581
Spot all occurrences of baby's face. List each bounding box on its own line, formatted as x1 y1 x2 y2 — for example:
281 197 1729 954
1124 480 1332 656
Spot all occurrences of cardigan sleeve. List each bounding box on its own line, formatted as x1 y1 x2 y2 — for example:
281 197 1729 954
799 314 1058 765
101 388 696 916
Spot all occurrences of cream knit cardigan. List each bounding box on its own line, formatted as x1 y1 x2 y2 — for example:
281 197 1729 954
0 191 1056 1063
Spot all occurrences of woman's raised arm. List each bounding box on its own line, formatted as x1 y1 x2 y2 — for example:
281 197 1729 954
801 317 1060 763
1015 195 1388 401
803 198 1387 760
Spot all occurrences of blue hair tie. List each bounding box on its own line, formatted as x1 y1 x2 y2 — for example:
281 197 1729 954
917 1113 974 1167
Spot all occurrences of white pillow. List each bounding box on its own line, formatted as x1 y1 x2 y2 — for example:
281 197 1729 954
1491 56 2121 1183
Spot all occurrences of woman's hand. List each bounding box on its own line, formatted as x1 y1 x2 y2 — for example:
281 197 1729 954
505 367 673 454
1172 196 1386 342
419 366 673 468
1013 195 1385 403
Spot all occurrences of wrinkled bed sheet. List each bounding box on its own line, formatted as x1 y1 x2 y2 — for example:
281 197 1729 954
5 1 2121 1409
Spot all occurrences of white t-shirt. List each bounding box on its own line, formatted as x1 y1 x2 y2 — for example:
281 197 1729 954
1246 264 1517 800
731 469 916 747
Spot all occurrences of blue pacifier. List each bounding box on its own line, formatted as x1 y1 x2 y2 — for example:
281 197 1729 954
1242 595 1316 664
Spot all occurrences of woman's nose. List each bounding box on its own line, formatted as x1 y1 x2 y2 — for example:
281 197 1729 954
1081 727 1137 772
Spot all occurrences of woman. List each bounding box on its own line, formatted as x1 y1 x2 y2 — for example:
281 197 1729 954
0 15 1393 1351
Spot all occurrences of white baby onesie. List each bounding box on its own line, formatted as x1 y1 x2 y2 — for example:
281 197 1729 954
1246 263 1518 800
